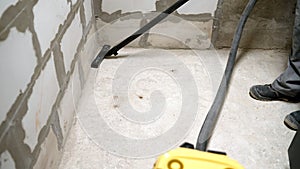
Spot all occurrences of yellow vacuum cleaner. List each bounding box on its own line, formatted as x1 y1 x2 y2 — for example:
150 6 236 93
154 147 244 169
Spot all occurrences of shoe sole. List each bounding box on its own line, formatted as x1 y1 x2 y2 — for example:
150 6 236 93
284 115 299 131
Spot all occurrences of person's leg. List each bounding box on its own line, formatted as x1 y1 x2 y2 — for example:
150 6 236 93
249 0 300 102
271 0 300 97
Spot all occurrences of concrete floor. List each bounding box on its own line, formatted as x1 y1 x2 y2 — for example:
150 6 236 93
59 48 300 169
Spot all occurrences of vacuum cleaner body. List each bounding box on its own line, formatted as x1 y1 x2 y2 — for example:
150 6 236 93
153 148 244 169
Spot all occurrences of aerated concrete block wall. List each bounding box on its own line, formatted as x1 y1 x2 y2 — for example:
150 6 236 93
93 0 219 49
94 0 296 49
0 0 95 168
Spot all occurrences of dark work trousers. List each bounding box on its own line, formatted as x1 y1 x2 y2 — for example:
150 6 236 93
271 0 300 97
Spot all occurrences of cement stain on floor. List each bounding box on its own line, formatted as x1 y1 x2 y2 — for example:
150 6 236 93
59 48 299 169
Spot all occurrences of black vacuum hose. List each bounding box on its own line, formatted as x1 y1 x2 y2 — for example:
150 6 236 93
196 0 258 151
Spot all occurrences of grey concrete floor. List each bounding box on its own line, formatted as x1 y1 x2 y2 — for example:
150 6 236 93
59 48 300 169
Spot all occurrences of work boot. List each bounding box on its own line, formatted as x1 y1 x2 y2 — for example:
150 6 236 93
284 110 300 131
249 84 300 102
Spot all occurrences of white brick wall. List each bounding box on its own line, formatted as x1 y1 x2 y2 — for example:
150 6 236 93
0 28 36 122
101 0 218 15
71 0 78 5
78 32 98 80
0 0 18 17
83 0 93 23
58 79 76 139
33 129 61 169
98 0 218 49
33 0 70 55
97 18 141 47
177 0 218 14
72 63 82 105
0 151 15 169
102 0 156 13
23 56 59 151
0 0 93 168
148 20 212 49
61 13 82 72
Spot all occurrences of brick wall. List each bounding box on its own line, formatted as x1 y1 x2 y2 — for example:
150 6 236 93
0 0 96 168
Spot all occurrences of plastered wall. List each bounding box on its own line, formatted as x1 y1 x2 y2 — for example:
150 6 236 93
0 0 95 168
212 0 296 48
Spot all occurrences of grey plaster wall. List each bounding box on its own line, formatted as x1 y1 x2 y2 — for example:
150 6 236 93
213 0 297 49
0 0 96 168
